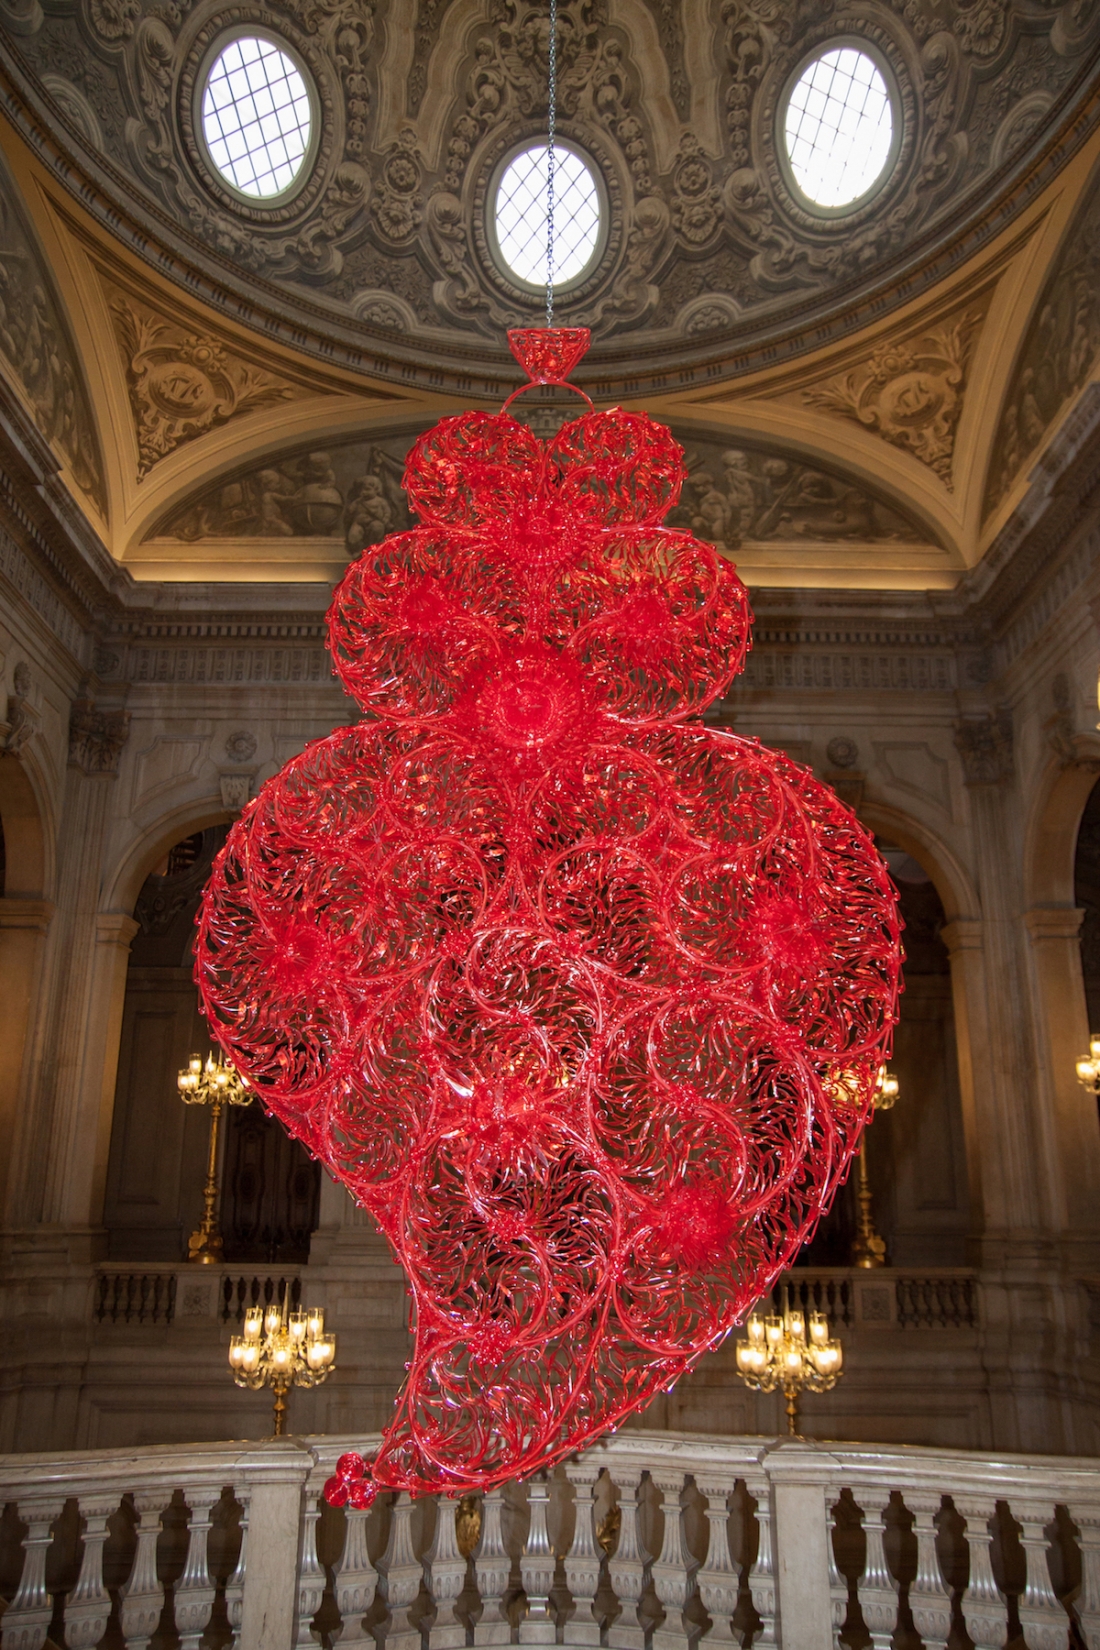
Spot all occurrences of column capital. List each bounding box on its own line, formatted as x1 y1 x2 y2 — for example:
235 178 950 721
1022 905 1086 942
940 917 983 956
95 911 140 948
0 896 54 932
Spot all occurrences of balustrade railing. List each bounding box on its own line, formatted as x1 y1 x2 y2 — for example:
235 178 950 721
91 1268 978 1335
1 1432 1095 1650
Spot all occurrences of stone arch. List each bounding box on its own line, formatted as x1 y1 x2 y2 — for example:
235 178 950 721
1023 739 1100 908
1020 742 1100 1234
857 798 980 924
855 797 985 1234
0 747 51 897
105 800 236 919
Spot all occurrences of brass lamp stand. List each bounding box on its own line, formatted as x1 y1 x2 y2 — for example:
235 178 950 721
851 1064 899 1269
229 1291 336 1435
177 1052 251 1263
734 1286 844 1436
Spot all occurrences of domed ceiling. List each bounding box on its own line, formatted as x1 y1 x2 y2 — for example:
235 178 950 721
1 0 1099 588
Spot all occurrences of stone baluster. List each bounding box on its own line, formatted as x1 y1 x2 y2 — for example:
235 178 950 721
174 1486 220 1650
294 1485 327 1650
563 1460 601 1646
381 1492 422 1650
427 1497 467 1650
1014 1502 1064 1650
855 1502 897 1650
1072 1510 1100 1647
473 1486 511 1647
606 1466 647 1650
1 1497 65 1650
64 1491 118 1650
907 1495 950 1650
119 1489 171 1650
955 1496 1007 1650
650 1470 689 1650
826 1500 848 1643
519 1474 555 1644
694 1474 738 1648
334 1506 377 1650
742 1478 776 1650
225 1491 249 1650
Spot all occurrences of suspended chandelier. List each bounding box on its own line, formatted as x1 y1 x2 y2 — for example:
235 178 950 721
194 6 901 1503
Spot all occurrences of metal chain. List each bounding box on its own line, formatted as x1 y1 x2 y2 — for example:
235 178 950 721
546 0 557 325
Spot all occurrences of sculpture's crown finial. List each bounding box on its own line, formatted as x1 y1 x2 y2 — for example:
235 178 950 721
508 327 591 386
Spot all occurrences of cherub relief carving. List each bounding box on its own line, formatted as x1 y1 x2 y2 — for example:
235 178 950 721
669 443 924 549
0 172 105 510
109 295 300 479
802 312 983 487
154 439 410 552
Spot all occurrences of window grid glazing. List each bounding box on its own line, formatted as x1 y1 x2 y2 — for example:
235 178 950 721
202 36 313 200
784 48 894 209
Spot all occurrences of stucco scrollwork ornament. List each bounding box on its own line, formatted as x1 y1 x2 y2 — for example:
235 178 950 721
803 312 982 486
954 0 1008 59
372 127 424 246
68 697 131 775
670 134 723 249
953 710 1014 786
110 296 297 479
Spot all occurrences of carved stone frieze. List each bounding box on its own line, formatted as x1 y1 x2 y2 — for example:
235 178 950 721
802 309 984 486
667 439 926 549
985 169 1100 517
152 425 927 559
68 697 131 775
151 435 413 551
108 293 302 479
0 159 105 511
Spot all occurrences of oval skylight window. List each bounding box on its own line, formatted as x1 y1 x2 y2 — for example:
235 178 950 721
783 47 895 211
493 143 603 289
201 34 314 201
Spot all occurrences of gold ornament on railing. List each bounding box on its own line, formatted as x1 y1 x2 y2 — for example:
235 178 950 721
228 1291 336 1436
851 1063 899 1269
734 1286 844 1436
1075 1035 1100 1097
177 1052 251 1264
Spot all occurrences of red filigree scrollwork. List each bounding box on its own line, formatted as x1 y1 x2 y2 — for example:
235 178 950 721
195 330 902 1506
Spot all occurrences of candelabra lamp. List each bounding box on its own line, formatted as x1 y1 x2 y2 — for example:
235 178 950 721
1076 1035 1100 1097
850 1064 899 1268
229 1294 336 1436
177 1052 251 1264
734 1287 844 1436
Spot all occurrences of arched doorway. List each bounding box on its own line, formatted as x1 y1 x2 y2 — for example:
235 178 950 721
103 827 321 1263
798 841 970 1267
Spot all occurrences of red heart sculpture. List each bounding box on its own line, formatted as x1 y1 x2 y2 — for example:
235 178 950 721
195 332 901 1505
